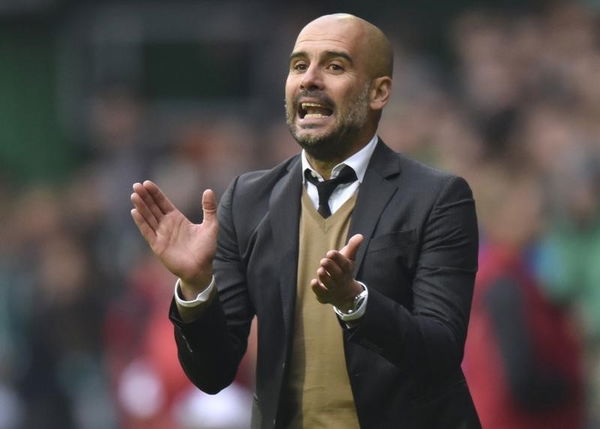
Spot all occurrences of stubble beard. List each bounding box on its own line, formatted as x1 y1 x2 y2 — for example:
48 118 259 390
285 83 371 161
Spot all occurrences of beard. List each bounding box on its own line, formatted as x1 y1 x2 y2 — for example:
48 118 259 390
285 82 371 161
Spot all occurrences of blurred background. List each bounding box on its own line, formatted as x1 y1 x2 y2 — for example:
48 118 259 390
1 0 599 428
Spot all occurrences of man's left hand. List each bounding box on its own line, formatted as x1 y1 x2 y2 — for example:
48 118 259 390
311 234 364 311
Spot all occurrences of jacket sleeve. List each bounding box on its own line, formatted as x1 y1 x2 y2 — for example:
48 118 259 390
348 176 479 379
169 177 255 394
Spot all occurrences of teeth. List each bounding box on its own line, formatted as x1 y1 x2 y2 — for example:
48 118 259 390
300 102 332 119
301 102 326 109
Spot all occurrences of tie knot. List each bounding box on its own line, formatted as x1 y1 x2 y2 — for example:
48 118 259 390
304 165 357 218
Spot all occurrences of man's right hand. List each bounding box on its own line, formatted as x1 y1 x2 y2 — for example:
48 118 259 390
130 180 218 300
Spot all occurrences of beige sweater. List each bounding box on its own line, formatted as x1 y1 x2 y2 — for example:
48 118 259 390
283 189 360 428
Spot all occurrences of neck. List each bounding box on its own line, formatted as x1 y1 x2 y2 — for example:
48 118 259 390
305 155 339 180
305 134 375 179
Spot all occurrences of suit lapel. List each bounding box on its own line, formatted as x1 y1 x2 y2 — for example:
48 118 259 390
269 157 302 340
349 140 402 274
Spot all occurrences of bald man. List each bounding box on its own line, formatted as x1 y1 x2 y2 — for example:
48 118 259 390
131 13 481 429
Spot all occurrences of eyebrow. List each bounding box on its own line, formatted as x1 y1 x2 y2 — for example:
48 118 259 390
289 50 354 65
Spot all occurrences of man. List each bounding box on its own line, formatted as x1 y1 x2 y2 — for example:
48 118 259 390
131 13 480 428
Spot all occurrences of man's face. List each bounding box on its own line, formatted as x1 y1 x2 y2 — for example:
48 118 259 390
285 19 373 160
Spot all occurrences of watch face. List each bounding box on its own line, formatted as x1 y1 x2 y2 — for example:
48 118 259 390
353 290 367 308
335 288 367 318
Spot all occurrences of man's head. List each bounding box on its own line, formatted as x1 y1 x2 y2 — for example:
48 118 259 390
285 14 393 162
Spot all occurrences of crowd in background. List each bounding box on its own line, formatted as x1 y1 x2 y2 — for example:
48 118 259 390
1 2 600 428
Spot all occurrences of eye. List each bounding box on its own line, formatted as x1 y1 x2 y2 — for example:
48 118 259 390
292 61 308 72
327 63 344 72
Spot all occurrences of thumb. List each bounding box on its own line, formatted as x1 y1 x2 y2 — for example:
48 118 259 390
201 189 217 225
340 234 364 261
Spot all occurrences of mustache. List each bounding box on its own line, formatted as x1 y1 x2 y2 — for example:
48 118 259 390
293 90 335 109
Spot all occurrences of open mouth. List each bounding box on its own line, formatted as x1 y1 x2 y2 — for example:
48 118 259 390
298 102 334 119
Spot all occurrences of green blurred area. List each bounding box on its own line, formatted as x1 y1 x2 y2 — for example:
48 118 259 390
0 23 76 185
142 41 253 100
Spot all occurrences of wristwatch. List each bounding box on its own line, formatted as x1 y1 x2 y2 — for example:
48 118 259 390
335 287 368 316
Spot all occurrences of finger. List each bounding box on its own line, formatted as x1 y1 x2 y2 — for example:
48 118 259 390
320 257 343 280
310 278 329 304
325 250 352 274
317 266 335 289
131 192 159 230
133 182 166 222
142 180 176 214
201 189 217 226
131 208 157 244
339 233 364 261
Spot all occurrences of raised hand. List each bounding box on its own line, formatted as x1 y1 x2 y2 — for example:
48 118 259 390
130 180 218 298
311 233 364 311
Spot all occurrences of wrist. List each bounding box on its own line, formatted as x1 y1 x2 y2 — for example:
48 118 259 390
180 274 212 300
335 281 365 312
334 282 368 321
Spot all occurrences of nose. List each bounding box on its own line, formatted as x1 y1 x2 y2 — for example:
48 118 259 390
300 64 323 90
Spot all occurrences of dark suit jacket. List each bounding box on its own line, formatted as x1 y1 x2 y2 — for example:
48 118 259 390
170 140 481 428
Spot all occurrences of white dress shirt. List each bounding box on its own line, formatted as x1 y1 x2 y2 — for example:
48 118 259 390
301 134 377 215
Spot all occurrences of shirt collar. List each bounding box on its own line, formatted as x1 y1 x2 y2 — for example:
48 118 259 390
301 134 378 183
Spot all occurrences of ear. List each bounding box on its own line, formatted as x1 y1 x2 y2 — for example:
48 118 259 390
369 76 392 111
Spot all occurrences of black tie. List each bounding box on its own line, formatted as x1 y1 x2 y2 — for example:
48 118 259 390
304 165 357 218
